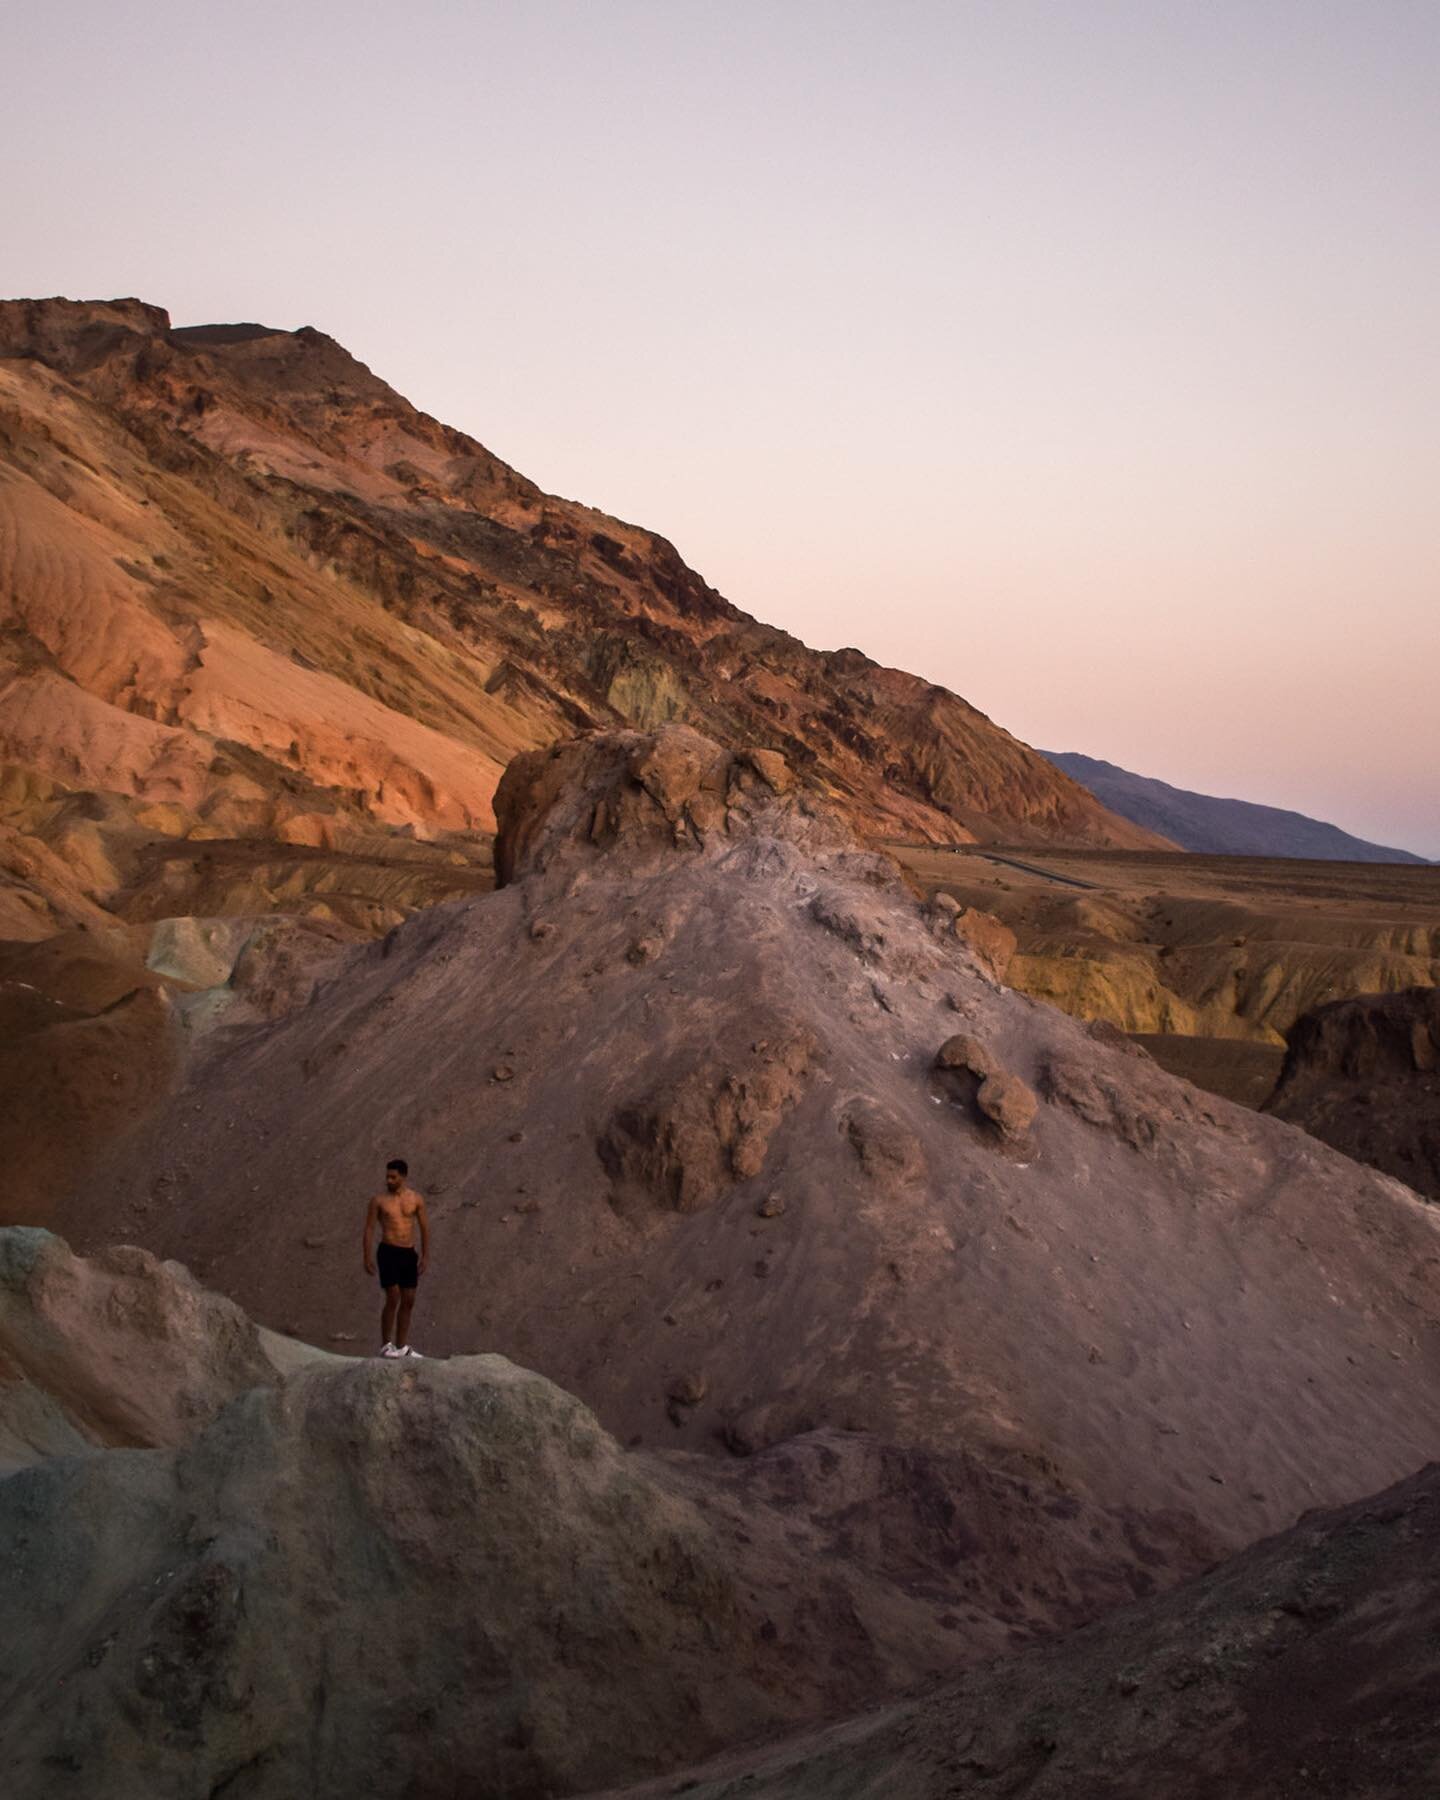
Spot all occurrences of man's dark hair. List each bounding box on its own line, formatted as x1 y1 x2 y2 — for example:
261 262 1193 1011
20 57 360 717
386 1158 408 1176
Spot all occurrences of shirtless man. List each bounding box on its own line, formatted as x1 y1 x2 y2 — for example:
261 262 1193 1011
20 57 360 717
362 1158 431 1358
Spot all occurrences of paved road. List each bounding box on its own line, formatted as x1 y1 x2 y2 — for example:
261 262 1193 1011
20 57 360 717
973 852 1101 891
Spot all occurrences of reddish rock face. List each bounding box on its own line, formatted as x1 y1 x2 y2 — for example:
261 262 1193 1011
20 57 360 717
0 295 1165 905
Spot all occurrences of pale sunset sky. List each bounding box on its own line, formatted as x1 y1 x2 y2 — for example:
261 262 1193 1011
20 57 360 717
4 0 1436 852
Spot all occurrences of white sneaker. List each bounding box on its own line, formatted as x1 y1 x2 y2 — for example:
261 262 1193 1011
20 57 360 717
399 1345 424 1359
378 1342 401 1358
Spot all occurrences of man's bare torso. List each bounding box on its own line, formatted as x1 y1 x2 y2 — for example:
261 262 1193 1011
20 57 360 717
375 1186 424 1246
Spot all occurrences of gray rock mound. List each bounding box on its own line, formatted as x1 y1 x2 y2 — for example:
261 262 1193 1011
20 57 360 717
0 1228 281 1473
0 1239 1213 1799
0 1356 790 1798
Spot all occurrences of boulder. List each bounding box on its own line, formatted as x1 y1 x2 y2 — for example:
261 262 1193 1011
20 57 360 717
952 905 1017 983
600 1029 817 1212
976 1072 1038 1141
493 726 816 885
935 1033 1001 1080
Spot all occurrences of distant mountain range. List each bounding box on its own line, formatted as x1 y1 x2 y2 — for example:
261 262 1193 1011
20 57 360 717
1044 753 1429 865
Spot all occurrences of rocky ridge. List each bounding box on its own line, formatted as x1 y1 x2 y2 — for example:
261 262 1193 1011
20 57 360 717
1046 750 1429 864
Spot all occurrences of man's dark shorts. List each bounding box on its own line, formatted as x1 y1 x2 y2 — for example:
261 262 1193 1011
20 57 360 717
376 1242 420 1291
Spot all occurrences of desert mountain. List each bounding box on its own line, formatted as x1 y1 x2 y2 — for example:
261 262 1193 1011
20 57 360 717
1046 751 1427 864
71 725 1440 1563
1265 985 1440 1202
0 294 1159 945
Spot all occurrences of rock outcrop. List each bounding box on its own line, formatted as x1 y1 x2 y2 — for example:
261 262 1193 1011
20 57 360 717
1265 985 1440 1200
0 1232 1214 1799
0 1228 284 1472
493 726 829 885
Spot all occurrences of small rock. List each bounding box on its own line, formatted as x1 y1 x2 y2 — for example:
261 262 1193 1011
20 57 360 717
743 747 792 792
303 1236 326 1249
935 1034 1001 1081
668 1373 708 1406
952 906 1017 983
328 1332 357 1343
756 1193 786 1218
492 1065 515 1083
976 1072 1038 1139
528 919 556 941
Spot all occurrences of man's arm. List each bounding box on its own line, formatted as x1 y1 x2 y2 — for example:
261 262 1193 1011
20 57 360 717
416 1194 430 1275
362 1197 378 1274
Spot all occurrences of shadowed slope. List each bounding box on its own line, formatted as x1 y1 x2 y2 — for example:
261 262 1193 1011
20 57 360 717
600 1460 1440 1800
1266 985 1440 1200
1046 751 1426 864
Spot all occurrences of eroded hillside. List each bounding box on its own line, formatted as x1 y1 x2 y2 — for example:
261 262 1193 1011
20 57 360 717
0 294 1159 948
895 843 1440 1103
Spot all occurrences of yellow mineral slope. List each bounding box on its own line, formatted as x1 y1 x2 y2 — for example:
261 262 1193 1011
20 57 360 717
896 845 1440 1065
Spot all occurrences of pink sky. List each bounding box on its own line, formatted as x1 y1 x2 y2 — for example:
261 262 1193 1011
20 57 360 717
5 0 1436 853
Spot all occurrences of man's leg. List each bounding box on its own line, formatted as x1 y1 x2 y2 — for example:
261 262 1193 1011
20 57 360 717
396 1286 416 1349
381 1285 400 1347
